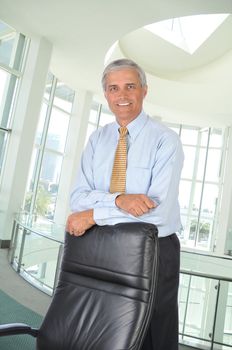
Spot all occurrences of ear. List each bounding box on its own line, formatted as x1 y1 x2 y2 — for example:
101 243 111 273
143 85 148 98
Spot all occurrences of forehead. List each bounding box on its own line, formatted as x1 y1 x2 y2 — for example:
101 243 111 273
105 68 140 84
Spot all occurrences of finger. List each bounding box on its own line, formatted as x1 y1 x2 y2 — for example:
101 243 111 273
142 196 156 209
78 231 85 236
73 231 80 237
137 201 150 213
129 208 140 217
67 227 73 235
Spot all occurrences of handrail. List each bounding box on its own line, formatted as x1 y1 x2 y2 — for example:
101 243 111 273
13 215 65 244
180 268 232 283
181 248 232 262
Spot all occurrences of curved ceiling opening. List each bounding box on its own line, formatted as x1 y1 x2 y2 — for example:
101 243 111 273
105 13 232 79
144 13 229 55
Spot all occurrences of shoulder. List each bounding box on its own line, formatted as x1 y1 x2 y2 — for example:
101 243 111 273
146 116 181 145
89 123 116 141
88 122 116 146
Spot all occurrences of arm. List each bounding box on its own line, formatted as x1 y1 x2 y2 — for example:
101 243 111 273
70 133 119 212
93 132 184 227
68 129 156 234
68 129 183 233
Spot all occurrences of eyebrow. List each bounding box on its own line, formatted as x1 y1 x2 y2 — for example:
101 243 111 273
107 82 137 88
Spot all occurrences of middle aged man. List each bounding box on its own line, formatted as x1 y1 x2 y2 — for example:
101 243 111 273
66 59 184 350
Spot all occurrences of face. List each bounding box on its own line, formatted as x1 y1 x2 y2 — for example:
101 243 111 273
104 68 148 126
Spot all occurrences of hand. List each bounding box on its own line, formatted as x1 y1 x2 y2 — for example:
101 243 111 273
115 194 156 216
66 209 95 237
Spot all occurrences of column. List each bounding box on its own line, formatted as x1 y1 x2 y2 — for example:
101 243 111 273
0 36 52 246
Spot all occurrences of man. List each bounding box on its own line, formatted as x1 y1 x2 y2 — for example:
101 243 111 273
66 59 184 350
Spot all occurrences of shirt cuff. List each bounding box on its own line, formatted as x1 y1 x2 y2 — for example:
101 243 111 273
101 192 121 207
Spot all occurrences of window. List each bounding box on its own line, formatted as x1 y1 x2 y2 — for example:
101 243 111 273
85 100 114 145
24 73 75 222
0 20 26 182
169 125 224 251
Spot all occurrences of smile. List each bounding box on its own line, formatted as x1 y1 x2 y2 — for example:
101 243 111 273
117 102 131 106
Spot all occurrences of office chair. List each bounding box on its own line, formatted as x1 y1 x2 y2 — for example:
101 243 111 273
0 222 159 350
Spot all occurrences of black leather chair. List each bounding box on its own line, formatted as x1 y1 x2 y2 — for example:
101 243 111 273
0 222 159 350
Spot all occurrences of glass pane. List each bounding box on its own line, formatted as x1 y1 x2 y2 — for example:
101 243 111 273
89 101 100 124
179 180 192 211
35 102 48 146
192 182 203 213
189 217 198 242
179 273 190 332
196 218 212 248
196 148 207 181
0 69 8 111
205 148 221 182
44 72 54 101
179 275 218 342
53 82 75 113
21 230 61 293
168 126 180 135
214 281 232 347
181 127 199 145
201 184 219 218
85 123 97 146
200 129 209 147
46 107 70 153
209 128 223 148
182 146 196 178
0 21 17 67
0 69 9 127
0 68 18 128
40 151 63 184
34 152 63 219
179 215 188 241
99 106 115 126
0 130 9 178
24 148 40 212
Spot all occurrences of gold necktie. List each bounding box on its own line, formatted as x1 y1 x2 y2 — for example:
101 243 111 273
110 127 128 193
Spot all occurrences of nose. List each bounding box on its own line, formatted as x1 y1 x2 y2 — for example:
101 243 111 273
117 87 129 99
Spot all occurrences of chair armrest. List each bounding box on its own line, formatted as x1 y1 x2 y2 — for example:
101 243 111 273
0 323 38 337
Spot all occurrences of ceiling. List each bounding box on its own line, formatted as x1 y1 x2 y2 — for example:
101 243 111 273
0 0 232 127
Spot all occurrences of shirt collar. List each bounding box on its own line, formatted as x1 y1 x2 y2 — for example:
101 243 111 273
127 111 148 141
115 111 148 141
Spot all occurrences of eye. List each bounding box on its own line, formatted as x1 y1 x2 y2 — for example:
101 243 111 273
108 86 118 92
127 84 136 90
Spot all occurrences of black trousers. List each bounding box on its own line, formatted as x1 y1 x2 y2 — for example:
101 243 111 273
141 233 180 350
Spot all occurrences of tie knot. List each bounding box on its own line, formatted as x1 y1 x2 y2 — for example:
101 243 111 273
119 127 128 137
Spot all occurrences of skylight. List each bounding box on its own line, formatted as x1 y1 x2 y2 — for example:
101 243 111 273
144 14 229 54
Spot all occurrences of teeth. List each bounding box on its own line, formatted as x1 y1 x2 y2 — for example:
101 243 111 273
118 102 130 106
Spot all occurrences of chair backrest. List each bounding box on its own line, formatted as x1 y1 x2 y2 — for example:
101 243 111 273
37 222 159 350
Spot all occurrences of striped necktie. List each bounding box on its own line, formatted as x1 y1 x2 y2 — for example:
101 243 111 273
110 126 128 193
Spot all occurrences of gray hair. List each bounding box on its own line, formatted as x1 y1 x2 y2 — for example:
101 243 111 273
102 59 147 91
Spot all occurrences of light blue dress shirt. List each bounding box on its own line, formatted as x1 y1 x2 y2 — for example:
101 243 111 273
70 111 184 237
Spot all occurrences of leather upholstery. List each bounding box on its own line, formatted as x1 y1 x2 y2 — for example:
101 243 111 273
37 222 159 350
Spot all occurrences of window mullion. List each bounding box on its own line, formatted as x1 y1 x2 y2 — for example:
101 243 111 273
194 128 211 247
